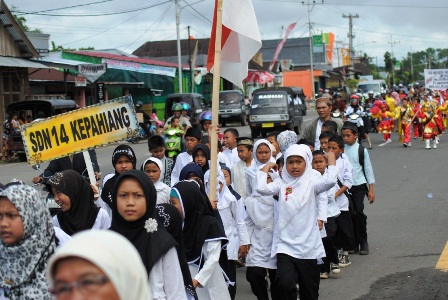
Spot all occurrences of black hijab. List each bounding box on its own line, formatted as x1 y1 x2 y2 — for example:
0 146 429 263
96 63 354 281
171 180 227 264
47 170 100 236
156 204 198 300
101 144 137 208
192 144 211 174
110 170 176 275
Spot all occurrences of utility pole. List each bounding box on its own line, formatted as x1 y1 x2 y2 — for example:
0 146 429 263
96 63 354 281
175 0 183 93
410 47 414 83
302 0 324 100
388 35 400 86
342 13 359 77
188 26 193 93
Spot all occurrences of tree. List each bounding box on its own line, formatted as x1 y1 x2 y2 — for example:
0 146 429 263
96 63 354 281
11 6 42 33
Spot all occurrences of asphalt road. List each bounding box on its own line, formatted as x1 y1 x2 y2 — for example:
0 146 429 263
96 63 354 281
1 111 447 299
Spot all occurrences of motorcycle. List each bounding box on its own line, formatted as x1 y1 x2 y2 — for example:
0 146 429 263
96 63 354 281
129 121 157 144
331 109 344 119
344 112 367 144
164 128 184 160
32 164 61 216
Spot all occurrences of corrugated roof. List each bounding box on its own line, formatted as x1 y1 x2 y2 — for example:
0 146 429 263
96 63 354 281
71 51 185 68
0 56 48 68
31 51 91 70
133 39 210 58
0 1 39 58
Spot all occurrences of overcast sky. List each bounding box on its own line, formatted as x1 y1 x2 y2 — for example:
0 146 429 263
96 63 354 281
7 0 448 66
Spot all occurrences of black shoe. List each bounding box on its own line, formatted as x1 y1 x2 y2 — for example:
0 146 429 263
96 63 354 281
359 243 369 255
348 246 359 254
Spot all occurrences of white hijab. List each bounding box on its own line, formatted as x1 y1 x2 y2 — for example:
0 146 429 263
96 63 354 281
141 157 165 191
246 139 276 178
279 144 321 230
48 230 152 300
217 169 236 210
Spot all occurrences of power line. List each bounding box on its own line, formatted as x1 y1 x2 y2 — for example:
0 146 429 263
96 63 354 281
13 1 171 17
13 0 113 15
184 0 212 24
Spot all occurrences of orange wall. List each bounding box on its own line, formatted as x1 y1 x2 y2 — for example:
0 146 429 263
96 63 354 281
283 70 322 100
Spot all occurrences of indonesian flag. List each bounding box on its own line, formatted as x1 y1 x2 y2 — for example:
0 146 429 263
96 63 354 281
207 0 262 89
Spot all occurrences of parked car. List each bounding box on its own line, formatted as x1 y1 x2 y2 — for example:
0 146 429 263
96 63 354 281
164 93 208 126
6 99 77 161
248 87 302 138
357 80 387 99
218 90 246 126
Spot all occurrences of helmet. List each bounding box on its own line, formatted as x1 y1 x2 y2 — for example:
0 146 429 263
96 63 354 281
171 103 183 111
181 102 190 111
368 90 374 96
350 94 360 105
334 93 342 98
199 110 212 122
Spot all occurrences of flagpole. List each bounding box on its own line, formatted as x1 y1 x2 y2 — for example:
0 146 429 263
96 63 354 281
209 0 223 207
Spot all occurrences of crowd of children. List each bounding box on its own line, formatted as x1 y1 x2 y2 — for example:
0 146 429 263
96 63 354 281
0 103 381 300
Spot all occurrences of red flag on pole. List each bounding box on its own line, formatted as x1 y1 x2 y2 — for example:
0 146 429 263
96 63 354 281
207 0 262 89
268 22 297 72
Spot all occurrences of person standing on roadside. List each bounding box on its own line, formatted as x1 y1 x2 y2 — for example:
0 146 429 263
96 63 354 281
302 95 343 150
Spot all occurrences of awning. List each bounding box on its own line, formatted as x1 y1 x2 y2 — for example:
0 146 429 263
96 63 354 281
0 56 49 68
30 53 91 71
243 70 275 84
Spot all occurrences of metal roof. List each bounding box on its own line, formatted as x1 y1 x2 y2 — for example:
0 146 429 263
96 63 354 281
0 56 48 68
30 52 91 70
0 1 39 58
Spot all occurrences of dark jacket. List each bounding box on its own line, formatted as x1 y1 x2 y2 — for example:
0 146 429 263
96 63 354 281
42 149 100 179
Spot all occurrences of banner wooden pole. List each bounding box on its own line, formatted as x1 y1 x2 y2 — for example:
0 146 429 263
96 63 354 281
209 0 223 207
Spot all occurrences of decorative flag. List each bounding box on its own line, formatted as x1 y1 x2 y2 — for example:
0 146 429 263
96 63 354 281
207 0 262 89
268 22 297 72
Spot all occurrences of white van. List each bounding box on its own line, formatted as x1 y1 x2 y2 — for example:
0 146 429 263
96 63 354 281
357 80 387 98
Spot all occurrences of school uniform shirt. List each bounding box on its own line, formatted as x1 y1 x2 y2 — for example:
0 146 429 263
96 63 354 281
334 155 354 211
0 288 9 300
231 159 255 206
54 226 71 246
217 178 250 261
324 186 342 217
171 152 193 187
189 241 231 300
141 157 171 205
245 195 278 269
256 144 336 260
53 208 111 232
344 143 375 186
218 152 230 166
222 147 240 169
149 248 187 300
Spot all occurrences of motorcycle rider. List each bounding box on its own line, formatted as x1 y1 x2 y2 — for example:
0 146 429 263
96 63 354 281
164 103 191 131
345 94 372 149
135 101 152 138
333 92 346 112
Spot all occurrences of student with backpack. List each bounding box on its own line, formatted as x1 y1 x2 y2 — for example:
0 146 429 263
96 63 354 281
341 124 376 256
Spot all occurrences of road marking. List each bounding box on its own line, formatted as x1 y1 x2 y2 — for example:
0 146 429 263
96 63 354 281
435 241 448 272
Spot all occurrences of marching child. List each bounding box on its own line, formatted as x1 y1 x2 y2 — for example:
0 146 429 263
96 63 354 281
341 124 375 255
141 157 171 204
421 104 443 149
148 135 174 186
312 150 342 279
244 140 279 300
373 103 396 145
171 127 202 186
256 145 337 300
319 131 335 153
326 135 356 266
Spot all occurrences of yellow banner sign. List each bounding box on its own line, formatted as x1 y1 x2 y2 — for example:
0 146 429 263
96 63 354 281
21 96 139 165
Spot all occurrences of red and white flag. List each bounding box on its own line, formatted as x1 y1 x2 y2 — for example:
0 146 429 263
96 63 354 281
207 0 261 89
268 22 297 72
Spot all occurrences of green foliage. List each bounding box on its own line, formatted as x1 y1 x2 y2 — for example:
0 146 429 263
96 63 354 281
347 78 359 91
11 6 42 33
50 41 94 52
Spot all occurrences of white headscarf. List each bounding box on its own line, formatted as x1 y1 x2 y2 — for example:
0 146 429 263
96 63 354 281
217 169 236 210
246 139 276 178
279 144 321 230
141 157 164 191
48 230 151 300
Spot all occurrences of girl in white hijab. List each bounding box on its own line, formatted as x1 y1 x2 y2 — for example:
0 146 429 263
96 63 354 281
256 144 337 300
48 230 152 300
141 157 171 204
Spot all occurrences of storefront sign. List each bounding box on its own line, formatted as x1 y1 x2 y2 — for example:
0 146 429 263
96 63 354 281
102 58 176 77
21 96 139 165
96 82 105 102
78 64 107 83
